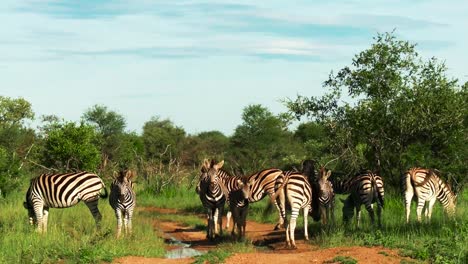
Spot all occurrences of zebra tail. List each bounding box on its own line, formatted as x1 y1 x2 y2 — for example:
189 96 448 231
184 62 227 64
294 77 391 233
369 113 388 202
100 187 109 199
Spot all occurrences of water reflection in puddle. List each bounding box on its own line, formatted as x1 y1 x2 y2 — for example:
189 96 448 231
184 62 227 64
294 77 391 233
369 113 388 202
164 233 205 259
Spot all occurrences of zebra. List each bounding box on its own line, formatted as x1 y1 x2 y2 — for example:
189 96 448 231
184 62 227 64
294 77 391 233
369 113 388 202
109 169 136 238
23 171 108 233
403 167 456 223
339 171 385 228
203 160 286 232
197 159 227 240
227 176 251 239
316 167 335 225
275 171 312 249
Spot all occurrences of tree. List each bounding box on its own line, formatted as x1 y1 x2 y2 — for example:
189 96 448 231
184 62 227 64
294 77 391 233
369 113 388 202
182 131 229 166
0 96 35 197
229 104 301 171
286 32 466 186
142 117 186 163
40 121 101 171
82 105 126 164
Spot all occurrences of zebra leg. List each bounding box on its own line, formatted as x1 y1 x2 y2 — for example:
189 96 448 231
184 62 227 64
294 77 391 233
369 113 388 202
404 187 414 224
303 206 310 241
289 214 298 249
365 203 375 226
427 197 437 221
416 199 425 222
274 189 286 230
218 207 224 236
123 211 129 236
42 208 49 233
33 203 44 233
226 210 232 230
115 209 123 238
376 204 382 228
320 205 327 225
213 208 219 236
356 206 362 228
85 199 102 229
128 209 134 235
284 215 291 248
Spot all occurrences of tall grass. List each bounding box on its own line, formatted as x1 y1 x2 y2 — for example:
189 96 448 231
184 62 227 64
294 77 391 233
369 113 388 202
0 190 165 264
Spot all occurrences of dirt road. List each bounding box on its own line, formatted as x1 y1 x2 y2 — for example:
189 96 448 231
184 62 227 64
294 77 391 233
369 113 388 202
114 207 412 264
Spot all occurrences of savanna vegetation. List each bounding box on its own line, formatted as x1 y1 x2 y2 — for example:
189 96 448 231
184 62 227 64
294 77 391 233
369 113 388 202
0 32 466 263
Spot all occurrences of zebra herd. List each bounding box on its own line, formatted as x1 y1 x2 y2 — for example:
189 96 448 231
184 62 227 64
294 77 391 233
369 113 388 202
23 170 136 237
22 161 457 247
196 159 458 248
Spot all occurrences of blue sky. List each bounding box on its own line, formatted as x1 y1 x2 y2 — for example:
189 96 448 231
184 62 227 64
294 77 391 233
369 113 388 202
1 0 467 135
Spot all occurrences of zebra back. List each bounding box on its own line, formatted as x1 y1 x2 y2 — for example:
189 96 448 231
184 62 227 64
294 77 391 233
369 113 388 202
406 167 456 214
348 171 385 208
24 171 107 209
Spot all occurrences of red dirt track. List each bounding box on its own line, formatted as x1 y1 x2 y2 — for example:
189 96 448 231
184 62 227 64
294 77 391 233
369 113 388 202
113 207 412 264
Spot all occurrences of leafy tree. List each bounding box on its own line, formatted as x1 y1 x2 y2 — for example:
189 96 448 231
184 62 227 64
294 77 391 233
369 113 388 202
182 131 229 166
286 32 466 186
229 104 302 171
294 122 329 164
82 105 126 163
40 121 101 172
142 116 186 163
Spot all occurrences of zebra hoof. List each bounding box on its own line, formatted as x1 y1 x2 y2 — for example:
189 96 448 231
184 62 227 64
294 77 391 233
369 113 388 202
274 224 282 230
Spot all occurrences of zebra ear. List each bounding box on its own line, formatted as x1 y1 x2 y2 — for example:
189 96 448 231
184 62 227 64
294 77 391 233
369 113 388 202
203 159 210 170
214 160 224 170
325 170 332 179
126 170 136 181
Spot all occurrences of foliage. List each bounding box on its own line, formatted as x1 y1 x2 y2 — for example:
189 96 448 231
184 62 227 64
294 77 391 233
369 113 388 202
39 121 101 172
0 96 35 197
286 32 467 186
142 116 186 163
228 104 303 171
324 255 358 264
182 131 229 167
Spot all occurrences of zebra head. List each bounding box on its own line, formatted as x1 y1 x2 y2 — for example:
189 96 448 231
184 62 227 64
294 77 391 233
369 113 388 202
115 169 135 202
196 159 211 194
236 176 251 201
23 185 35 226
318 167 334 202
207 160 224 187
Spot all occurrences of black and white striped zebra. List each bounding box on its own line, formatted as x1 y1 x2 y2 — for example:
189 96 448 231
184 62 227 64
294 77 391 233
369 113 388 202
340 171 385 228
109 169 136 238
204 162 286 233
316 167 335 225
275 171 312 249
23 171 108 233
403 167 456 223
227 176 251 239
197 159 227 240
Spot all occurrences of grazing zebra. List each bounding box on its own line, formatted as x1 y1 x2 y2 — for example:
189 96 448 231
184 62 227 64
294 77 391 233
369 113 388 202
340 171 385 228
228 176 251 239
275 171 312 249
403 167 456 223
316 167 335 225
109 169 136 238
23 171 108 233
197 159 227 240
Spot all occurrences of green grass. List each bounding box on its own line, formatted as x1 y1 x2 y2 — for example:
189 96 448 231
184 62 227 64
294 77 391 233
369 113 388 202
324 255 358 264
2 179 467 264
0 190 165 264
147 184 468 264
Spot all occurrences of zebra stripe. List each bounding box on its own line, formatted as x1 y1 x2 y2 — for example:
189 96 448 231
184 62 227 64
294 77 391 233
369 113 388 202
109 169 136 238
206 164 286 234
316 167 335 225
341 171 384 228
23 171 107 233
278 171 312 249
403 167 456 223
197 159 226 240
